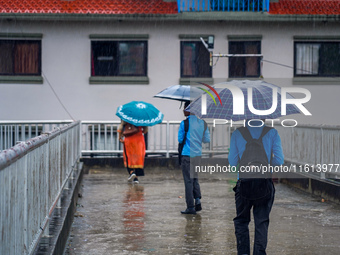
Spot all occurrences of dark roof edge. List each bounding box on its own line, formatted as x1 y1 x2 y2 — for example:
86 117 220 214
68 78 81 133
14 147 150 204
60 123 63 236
0 12 339 22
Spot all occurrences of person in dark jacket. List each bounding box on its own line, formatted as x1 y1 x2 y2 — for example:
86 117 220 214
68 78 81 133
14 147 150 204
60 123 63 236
229 120 284 255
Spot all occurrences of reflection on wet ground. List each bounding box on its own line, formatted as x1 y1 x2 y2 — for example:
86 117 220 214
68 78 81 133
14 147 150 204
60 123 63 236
65 168 340 255
122 184 145 252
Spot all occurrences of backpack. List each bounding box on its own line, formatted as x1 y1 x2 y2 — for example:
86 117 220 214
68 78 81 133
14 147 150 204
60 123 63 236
237 126 273 205
178 118 207 165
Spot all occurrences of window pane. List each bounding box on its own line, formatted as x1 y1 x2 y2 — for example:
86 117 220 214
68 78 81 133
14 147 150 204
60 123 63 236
245 43 259 76
319 43 340 76
14 42 39 74
181 42 211 78
118 42 146 76
197 43 211 77
229 43 244 77
182 43 196 76
229 41 260 78
0 42 13 74
296 43 320 75
0 40 40 75
92 41 116 76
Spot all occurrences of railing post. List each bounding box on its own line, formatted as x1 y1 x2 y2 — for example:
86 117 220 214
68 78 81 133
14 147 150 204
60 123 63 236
160 123 163 152
320 127 325 179
24 153 28 254
79 122 82 158
44 133 50 237
166 121 170 158
9 125 12 147
0 125 3 151
209 125 213 155
291 126 294 162
66 128 69 176
57 128 61 208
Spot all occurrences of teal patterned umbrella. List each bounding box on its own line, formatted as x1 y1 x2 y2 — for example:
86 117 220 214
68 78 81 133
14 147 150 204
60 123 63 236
116 101 164 126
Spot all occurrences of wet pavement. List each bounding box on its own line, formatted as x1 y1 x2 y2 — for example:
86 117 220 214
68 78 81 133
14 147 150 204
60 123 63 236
65 168 340 255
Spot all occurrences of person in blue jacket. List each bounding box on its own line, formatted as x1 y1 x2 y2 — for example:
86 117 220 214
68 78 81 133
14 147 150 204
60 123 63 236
178 101 210 215
228 119 284 255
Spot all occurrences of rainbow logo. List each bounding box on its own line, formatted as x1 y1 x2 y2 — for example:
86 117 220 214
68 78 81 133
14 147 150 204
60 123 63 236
197 82 223 106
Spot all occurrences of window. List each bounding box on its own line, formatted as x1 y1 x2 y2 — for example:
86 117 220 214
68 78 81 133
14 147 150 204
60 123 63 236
91 41 147 77
228 41 261 78
180 41 212 78
0 40 41 75
295 42 340 77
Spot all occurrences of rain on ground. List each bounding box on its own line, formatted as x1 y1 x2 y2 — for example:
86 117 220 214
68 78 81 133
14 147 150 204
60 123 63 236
65 168 340 255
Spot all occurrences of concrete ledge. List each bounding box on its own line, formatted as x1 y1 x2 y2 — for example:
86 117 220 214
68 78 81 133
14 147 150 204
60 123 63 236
3 12 340 23
89 76 149 85
81 157 340 204
80 157 229 174
33 162 84 255
81 157 180 173
0 75 43 84
280 175 340 204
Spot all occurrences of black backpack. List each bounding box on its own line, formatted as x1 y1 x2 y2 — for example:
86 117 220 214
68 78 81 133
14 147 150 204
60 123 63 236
178 118 207 165
237 126 273 205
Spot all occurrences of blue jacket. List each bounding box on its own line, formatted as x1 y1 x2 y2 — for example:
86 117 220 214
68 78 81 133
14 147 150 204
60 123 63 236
228 121 284 167
178 115 210 157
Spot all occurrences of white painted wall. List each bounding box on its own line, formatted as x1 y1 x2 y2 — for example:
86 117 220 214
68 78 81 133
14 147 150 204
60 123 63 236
0 18 339 125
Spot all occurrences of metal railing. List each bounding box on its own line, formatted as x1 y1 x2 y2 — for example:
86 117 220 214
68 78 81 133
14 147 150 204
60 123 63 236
0 120 73 151
276 124 340 181
177 0 269 12
2 121 339 178
80 120 231 158
2 120 340 255
0 121 81 255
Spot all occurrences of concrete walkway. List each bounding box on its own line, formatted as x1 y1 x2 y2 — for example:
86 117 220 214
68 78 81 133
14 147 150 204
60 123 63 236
65 168 340 255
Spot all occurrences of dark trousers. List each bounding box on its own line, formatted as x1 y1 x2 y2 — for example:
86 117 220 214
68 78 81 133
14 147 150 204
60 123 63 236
181 156 202 209
127 167 144 176
233 180 275 255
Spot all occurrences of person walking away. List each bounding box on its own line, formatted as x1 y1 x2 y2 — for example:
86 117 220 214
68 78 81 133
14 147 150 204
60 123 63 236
178 101 210 215
228 119 284 255
118 120 148 184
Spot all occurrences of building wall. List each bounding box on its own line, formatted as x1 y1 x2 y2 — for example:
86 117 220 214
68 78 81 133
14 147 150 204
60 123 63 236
0 18 339 125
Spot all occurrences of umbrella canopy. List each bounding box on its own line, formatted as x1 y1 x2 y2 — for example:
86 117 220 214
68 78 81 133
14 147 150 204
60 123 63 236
186 80 302 121
154 85 203 102
116 101 164 126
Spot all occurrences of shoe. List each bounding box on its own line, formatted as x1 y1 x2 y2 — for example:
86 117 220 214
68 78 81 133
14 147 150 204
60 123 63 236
128 172 136 182
133 177 139 184
181 208 196 215
195 198 202 212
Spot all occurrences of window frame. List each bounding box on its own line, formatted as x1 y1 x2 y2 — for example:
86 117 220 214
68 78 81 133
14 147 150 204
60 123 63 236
0 39 42 76
294 41 340 77
228 40 261 78
91 40 148 77
0 34 43 84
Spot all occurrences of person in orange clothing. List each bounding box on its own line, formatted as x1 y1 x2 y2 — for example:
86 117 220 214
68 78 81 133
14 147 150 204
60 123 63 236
118 120 148 184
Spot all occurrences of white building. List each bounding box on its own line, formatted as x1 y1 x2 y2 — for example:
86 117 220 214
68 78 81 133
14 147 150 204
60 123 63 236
1 0 340 125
